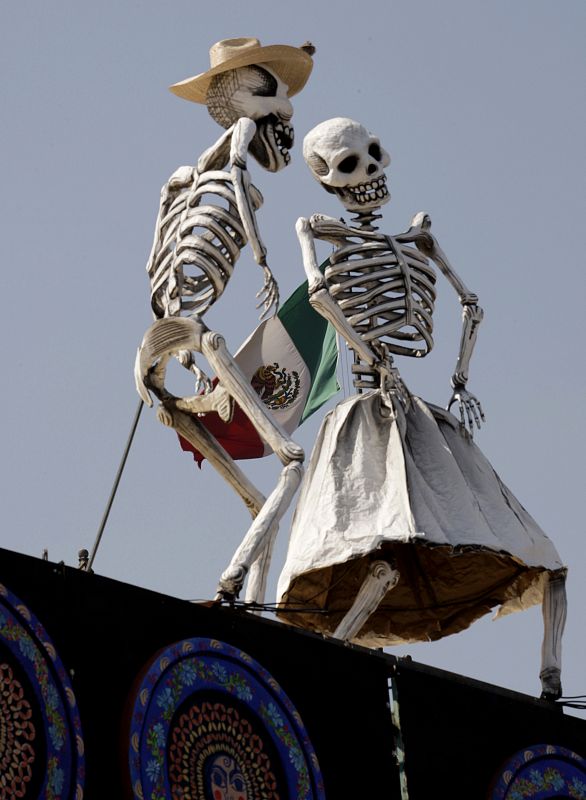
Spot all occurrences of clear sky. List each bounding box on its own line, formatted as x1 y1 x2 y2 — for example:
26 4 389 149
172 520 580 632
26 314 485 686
1 1 585 715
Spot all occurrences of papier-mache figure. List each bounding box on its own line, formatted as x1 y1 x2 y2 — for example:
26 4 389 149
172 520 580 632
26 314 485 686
135 39 314 604
277 117 567 699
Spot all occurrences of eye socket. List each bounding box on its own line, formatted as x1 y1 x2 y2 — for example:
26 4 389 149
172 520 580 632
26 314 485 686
368 142 382 160
249 65 278 97
338 155 359 173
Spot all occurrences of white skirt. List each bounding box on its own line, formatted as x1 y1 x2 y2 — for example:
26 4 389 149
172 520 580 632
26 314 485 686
277 390 564 646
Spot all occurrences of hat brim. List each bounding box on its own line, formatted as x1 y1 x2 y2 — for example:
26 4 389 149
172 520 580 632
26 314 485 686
169 44 313 104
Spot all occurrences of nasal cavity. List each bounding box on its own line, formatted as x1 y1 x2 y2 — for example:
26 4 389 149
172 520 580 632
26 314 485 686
367 163 377 175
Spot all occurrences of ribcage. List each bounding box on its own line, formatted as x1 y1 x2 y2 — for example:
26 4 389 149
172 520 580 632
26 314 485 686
326 236 437 358
148 170 253 319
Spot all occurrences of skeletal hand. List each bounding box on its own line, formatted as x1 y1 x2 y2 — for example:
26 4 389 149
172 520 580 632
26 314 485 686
157 401 174 428
190 363 213 396
448 385 485 436
256 265 280 320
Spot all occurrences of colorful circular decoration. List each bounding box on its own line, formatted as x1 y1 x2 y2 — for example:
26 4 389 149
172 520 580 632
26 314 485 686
251 364 301 411
128 637 326 799
0 582 85 798
491 743 586 799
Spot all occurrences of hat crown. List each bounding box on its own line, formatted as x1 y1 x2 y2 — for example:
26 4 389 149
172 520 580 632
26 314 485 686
170 38 313 105
209 38 262 69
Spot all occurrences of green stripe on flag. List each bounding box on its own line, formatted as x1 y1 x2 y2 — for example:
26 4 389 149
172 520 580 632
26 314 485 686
277 261 339 423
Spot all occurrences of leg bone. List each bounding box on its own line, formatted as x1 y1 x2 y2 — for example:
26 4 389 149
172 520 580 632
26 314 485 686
175 384 233 422
135 317 204 405
135 316 304 604
244 520 280 607
540 568 567 700
334 560 400 641
201 331 304 465
171 406 283 605
216 462 304 600
163 406 265 518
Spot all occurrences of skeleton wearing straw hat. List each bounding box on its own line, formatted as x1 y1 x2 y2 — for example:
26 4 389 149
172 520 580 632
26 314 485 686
135 38 313 603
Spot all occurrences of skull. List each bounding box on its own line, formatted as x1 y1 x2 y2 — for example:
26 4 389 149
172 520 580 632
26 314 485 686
303 117 390 211
207 65 294 172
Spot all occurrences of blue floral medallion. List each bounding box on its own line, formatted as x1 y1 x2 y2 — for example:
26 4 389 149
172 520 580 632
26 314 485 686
128 637 326 799
491 743 586 799
0 582 85 799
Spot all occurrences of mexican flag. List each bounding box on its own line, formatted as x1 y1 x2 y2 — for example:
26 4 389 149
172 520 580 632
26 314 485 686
179 274 339 465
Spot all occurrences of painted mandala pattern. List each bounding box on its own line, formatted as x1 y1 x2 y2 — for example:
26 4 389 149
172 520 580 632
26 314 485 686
128 638 325 800
0 662 36 797
168 698 281 797
0 582 85 799
491 743 586 799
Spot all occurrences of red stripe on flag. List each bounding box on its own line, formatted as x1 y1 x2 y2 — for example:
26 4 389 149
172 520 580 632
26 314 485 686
178 401 265 467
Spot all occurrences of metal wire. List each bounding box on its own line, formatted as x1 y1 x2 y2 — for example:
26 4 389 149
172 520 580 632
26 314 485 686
187 598 330 615
557 696 586 710
87 400 144 571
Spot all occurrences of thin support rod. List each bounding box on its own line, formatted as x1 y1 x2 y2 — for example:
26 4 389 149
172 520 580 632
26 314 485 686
87 400 144 571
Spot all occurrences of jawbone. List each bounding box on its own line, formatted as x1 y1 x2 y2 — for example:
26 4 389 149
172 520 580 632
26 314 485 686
336 174 391 212
250 116 294 172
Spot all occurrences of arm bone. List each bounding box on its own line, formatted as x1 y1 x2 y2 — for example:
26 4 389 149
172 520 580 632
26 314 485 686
296 217 376 366
230 118 267 267
230 118 278 316
397 212 484 388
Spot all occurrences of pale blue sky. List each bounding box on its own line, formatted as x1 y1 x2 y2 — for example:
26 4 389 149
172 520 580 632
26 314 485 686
1 1 585 712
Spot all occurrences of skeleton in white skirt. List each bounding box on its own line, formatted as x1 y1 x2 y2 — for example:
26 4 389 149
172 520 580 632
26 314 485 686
281 117 566 699
135 40 314 604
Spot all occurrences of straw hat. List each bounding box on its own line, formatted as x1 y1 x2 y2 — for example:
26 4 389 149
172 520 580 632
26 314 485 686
169 37 314 104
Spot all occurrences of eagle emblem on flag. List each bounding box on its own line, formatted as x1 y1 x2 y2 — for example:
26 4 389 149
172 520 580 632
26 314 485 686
251 363 301 410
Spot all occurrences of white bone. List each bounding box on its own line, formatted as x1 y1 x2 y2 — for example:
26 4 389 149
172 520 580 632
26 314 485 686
244 521 279 607
300 118 483 421
154 391 277 599
169 408 265 517
294 117 480 632
217 462 303 599
302 213 437 365
200 329 304 464
295 116 564 693
231 118 269 267
540 569 567 699
135 64 308 603
207 65 294 172
333 561 399 641
303 117 390 211
396 214 484 393
296 216 377 365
